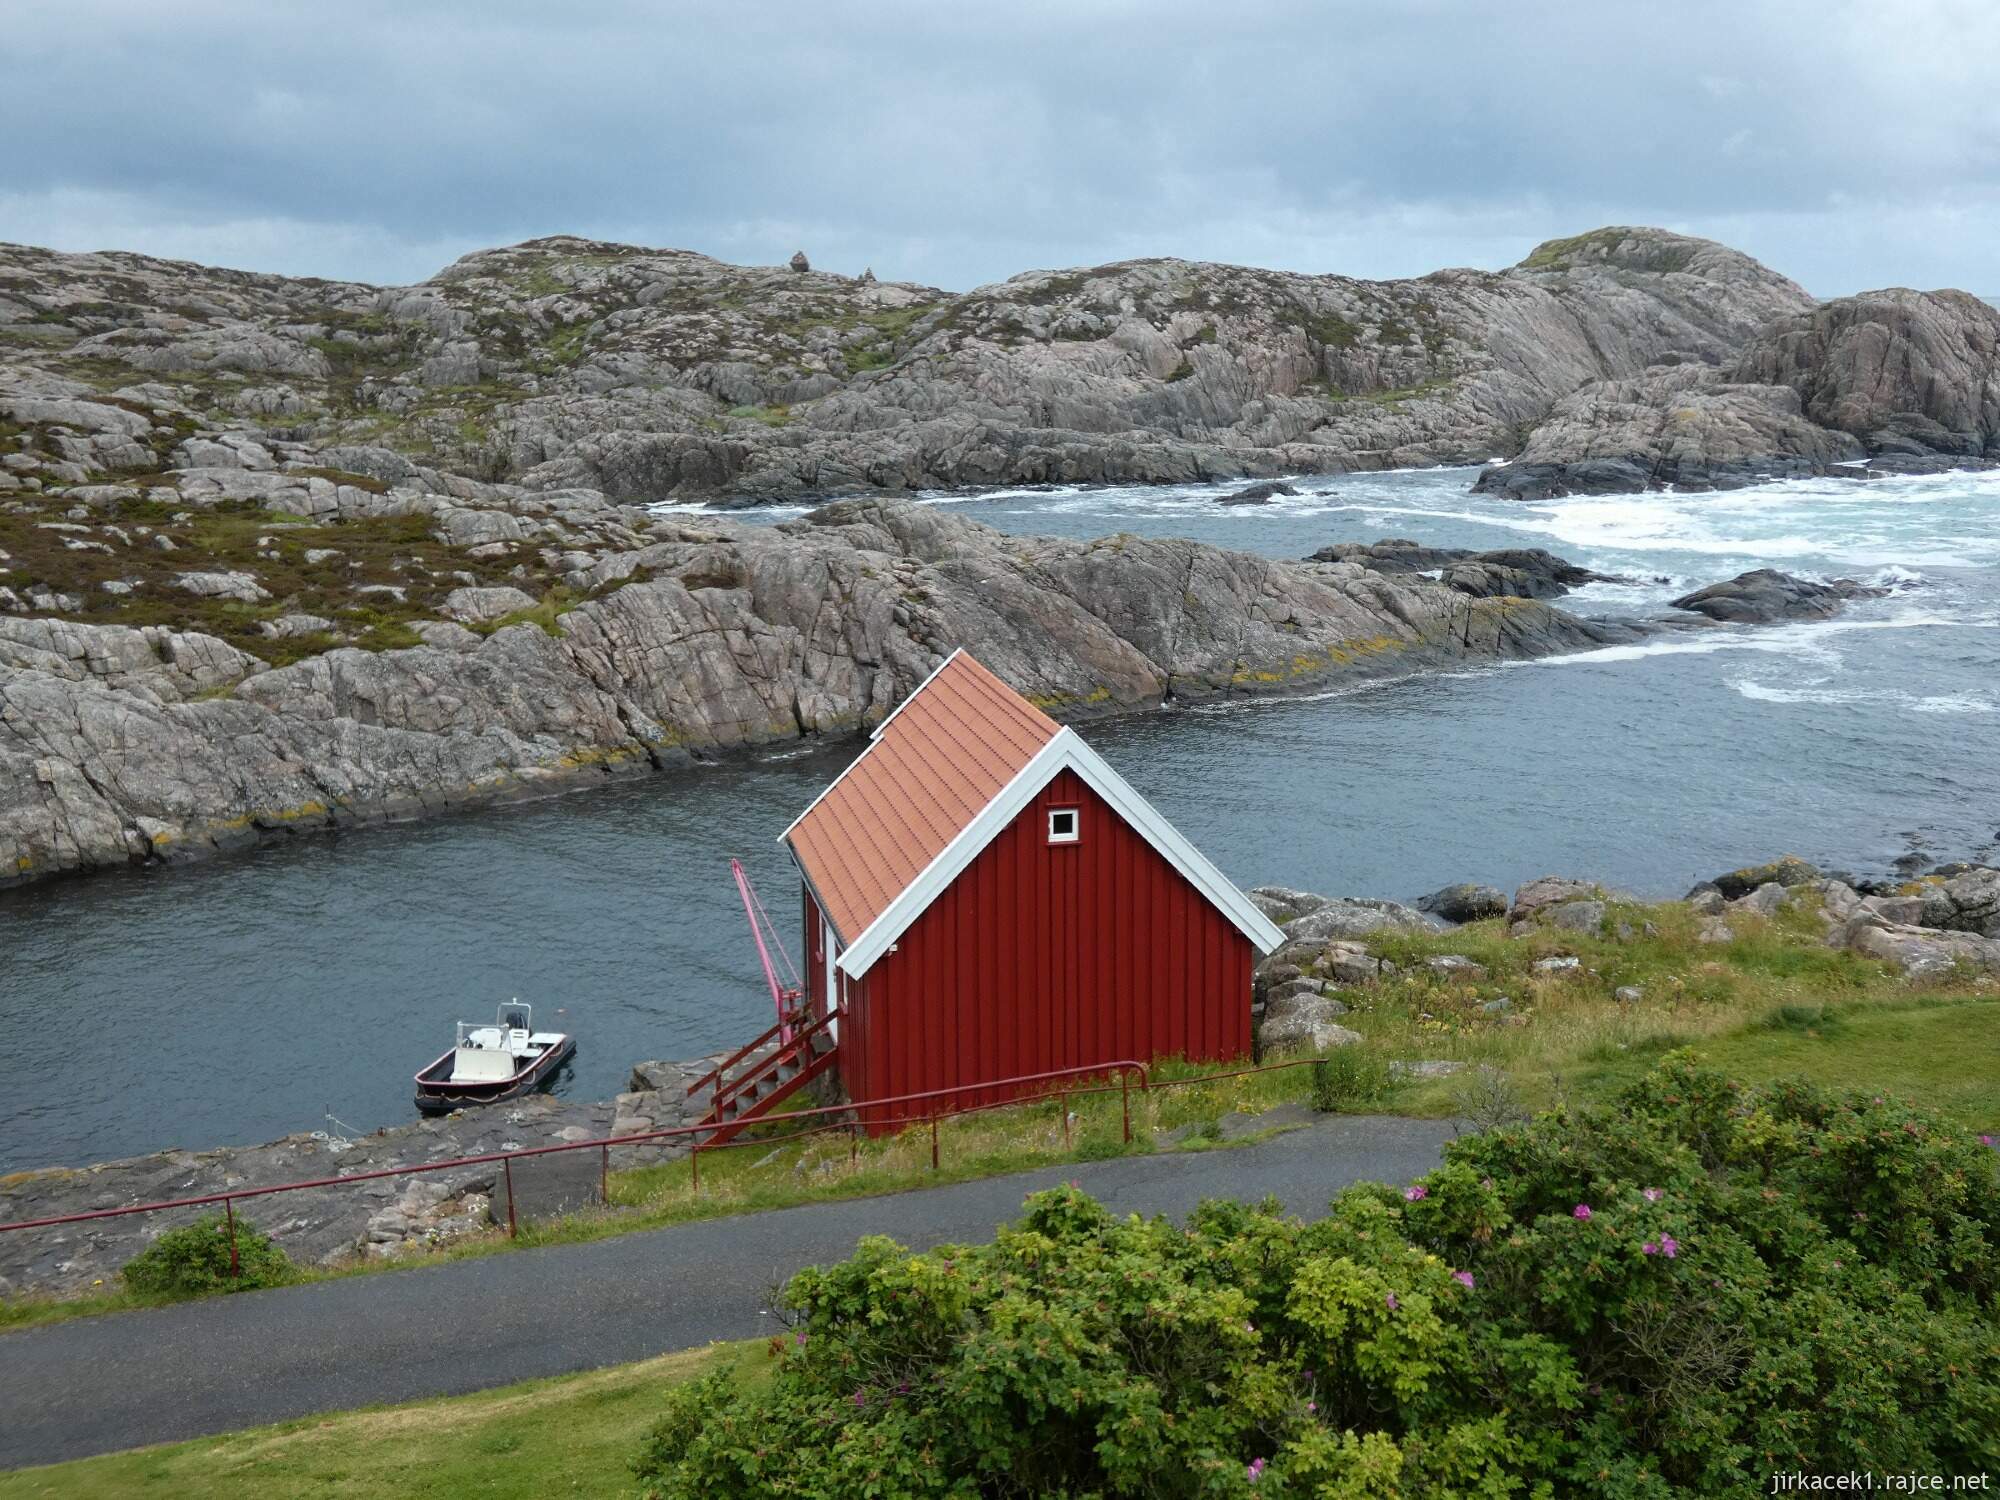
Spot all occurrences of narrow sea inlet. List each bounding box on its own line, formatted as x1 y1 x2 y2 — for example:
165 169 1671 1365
4 466 1996 1172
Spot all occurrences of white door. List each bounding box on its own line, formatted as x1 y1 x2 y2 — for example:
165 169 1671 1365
823 917 841 1045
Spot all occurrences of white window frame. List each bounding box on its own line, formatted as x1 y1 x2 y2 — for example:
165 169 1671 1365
1047 807 1080 844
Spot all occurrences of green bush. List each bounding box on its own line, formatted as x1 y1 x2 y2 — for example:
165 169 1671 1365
122 1213 296 1298
1309 1048 1389 1113
636 1058 2000 1496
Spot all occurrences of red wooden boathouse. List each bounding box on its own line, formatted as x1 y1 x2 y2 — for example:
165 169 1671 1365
765 649 1283 1128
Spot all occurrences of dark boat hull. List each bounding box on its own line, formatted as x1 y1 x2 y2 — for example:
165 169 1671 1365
413 1036 577 1115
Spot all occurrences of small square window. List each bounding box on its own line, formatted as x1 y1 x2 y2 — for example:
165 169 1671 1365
1047 808 1079 844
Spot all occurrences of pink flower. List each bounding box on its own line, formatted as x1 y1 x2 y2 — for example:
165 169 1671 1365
1307 1401 1317 1413
1573 1203 1593 1220
1452 1270 1475 1290
1384 1292 1399 1311
1404 1185 1428 1202
794 1331 808 1346
1641 1240 1658 1256
852 1389 867 1407
1248 1457 1267 1483
1982 1133 1996 1149
1642 1188 1663 1202
1658 1234 1679 1258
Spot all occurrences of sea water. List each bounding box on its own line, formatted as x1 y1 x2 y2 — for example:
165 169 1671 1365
2 466 1994 1170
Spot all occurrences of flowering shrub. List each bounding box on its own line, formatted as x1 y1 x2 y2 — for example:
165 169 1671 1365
635 1057 2000 1496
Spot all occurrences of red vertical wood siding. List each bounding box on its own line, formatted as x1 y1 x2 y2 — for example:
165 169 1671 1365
839 768 1253 1128
803 888 826 1021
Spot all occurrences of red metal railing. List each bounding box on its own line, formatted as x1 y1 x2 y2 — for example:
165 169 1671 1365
702 1006 840 1139
0 1054 1332 1281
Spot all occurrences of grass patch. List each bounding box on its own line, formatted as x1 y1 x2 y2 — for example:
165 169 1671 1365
0 1339 770 1499
1316 896 2000 1127
471 587 579 639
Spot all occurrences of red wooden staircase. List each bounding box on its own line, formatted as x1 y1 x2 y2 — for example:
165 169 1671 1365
687 1009 840 1144
692 857 840 1144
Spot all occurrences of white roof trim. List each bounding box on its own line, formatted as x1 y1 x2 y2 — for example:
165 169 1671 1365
835 726 1284 979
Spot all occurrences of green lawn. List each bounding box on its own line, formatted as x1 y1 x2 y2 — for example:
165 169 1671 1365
1567 995 2000 1119
0 1341 767 1500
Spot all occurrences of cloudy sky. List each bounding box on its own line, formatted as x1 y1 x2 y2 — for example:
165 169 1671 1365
3 1 1995 296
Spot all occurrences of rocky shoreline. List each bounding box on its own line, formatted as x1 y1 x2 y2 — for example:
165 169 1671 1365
0 465 1901 894
6 855 1994 1301
0 1053 719 1298
1248 859 2000 1055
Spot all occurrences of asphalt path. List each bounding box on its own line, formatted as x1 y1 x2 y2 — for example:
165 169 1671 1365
0 1113 1454 1470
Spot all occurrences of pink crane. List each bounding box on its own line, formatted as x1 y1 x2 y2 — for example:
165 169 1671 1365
731 857 805 1042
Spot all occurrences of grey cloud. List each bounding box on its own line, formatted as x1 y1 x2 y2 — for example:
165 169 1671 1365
1 0 1995 295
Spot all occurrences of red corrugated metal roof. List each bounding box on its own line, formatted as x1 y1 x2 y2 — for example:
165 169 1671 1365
785 651 1060 946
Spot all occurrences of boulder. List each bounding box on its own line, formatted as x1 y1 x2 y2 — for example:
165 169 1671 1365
1917 866 2000 938
1839 916 2000 978
1285 897 1443 944
1730 882 1791 917
441 585 539 624
1415 882 1507 923
1309 540 1615 601
1424 954 1486 978
173 569 270 603
1546 899 1606 933
1322 943 1382 985
1247 885 1331 924
1259 997 1363 1053
1805 878 1864 922
1509 876 1602 921
1670 570 1885 625
1704 856 1821 900
1218 480 1299 506
1862 895 1926 926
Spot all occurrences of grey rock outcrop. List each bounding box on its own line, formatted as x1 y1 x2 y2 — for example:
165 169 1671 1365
1414 882 1508 923
0 1056 717 1295
1484 285 2000 499
1700 854 1821 900
1669 569 1887 625
1308 540 1617 600
1837 915 2000 978
1508 876 1604 922
1473 367 1865 501
0 224 1811 508
1917 867 2000 938
0 496 1633 888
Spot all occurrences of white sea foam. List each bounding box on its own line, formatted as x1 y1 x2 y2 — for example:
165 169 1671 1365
1730 680 1997 714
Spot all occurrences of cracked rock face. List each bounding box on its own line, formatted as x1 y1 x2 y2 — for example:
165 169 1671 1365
0 224 1811 509
0 496 1638 887
1480 286 2000 499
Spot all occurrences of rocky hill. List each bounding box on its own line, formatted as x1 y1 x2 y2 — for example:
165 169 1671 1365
0 224 1970 889
1478 285 2000 500
1 226 1810 508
